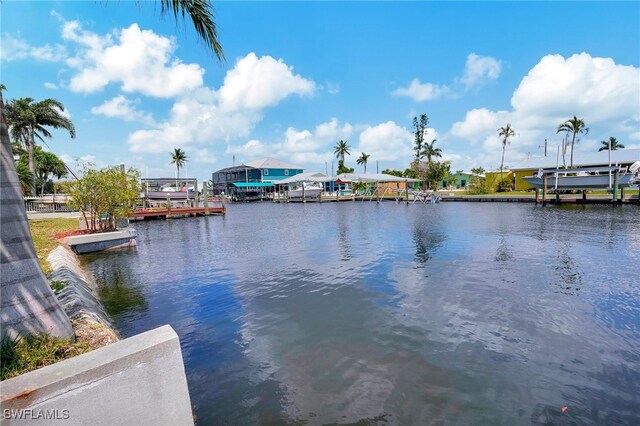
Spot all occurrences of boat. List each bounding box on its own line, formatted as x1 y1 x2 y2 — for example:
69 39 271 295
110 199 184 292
288 181 323 199
523 162 640 190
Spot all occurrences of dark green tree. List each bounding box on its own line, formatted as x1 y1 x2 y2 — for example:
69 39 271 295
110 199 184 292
170 148 189 179
497 124 515 179
598 136 624 152
5 97 75 195
334 140 352 174
356 152 370 173
412 114 429 162
421 139 441 166
557 116 588 167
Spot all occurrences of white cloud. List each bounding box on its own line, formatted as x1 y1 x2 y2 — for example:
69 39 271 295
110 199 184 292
62 21 204 97
357 121 413 162
324 81 340 95
393 53 501 102
218 53 315 111
192 149 217 164
459 53 501 89
43 82 59 90
0 34 67 62
511 53 639 124
128 54 316 154
91 95 155 126
450 108 506 144
391 79 449 102
225 139 270 158
273 118 352 163
223 118 353 168
448 53 640 170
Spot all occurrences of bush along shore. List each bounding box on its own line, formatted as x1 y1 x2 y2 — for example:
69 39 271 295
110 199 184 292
1 220 119 381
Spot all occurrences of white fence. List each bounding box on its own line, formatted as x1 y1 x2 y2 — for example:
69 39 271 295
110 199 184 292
24 194 73 213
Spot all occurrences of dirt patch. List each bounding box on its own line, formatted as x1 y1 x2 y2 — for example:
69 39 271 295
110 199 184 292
54 229 89 240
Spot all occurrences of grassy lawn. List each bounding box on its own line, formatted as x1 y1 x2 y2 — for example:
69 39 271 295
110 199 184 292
29 218 78 275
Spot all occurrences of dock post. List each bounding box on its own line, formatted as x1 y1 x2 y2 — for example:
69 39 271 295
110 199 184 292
203 181 209 215
542 175 547 207
302 184 306 203
405 180 409 205
612 169 619 207
166 193 172 218
555 192 560 204
621 187 625 205
582 190 586 204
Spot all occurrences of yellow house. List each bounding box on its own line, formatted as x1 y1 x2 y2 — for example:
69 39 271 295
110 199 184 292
484 170 514 191
513 169 537 190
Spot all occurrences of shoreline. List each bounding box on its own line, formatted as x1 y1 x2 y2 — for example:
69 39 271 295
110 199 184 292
47 245 119 347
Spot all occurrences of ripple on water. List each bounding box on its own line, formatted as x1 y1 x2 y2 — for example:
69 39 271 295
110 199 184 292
83 203 640 425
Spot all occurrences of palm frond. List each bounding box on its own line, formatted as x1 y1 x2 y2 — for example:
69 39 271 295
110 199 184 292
160 0 224 61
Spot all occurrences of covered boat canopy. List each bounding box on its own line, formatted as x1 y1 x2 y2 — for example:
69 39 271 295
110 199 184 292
275 172 327 185
335 173 421 183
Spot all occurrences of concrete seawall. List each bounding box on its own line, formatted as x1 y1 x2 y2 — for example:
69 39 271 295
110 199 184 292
47 246 119 344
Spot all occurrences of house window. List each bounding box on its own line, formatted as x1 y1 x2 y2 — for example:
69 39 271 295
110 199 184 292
264 169 269 176
285 170 289 175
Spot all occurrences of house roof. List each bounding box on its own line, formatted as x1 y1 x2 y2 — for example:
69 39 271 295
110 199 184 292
510 149 640 171
276 172 327 184
244 157 303 170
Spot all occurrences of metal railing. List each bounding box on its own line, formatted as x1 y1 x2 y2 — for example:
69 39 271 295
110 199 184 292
24 194 73 213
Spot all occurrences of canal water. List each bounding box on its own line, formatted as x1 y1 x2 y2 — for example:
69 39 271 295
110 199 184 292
81 203 640 425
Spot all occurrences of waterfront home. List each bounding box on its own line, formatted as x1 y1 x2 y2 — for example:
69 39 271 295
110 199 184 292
484 169 515 191
440 172 484 190
510 148 640 191
211 157 304 201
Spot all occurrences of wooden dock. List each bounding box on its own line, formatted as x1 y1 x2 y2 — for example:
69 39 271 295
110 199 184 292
130 206 225 220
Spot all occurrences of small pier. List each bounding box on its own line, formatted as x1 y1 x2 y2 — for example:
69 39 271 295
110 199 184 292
130 206 225 220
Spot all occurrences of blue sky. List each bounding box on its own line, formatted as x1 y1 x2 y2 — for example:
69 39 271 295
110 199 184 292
2 1 639 181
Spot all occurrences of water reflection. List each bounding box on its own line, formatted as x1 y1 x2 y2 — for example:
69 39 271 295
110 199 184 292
81 203 640 425
82 250 148 320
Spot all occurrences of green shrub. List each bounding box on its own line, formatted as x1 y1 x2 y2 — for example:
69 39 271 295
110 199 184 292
0 334 87 380
50 280 67 294
467 179 490 195
496 177 514 192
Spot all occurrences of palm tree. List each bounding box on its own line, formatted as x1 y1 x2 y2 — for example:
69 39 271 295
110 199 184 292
158 0 224 61
170 148 189 179
356 152 370 173
35 148 68 195
421 139 442 166
598 137 624 152
0 85 74 339
0 2 224 340
334 140 351 163
557 116 588 167
5 97 75 195
470 166 485 175
497 124 516 178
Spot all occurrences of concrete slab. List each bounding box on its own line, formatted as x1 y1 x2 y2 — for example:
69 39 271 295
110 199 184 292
65 229 137 254
0 325 194 426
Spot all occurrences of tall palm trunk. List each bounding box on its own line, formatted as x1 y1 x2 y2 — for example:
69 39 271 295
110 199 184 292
28 128 37 196
500 146 506 179
0 90 73 340
570 133 577 167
